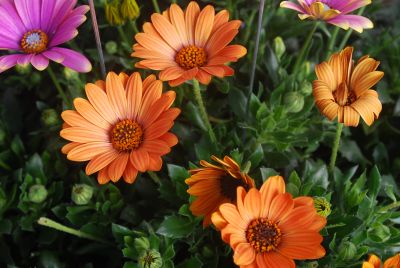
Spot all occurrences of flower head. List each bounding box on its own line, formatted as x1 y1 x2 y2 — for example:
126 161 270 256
60 72 180 184
0 0 92 73
131 1 247 87
211 176 326 267
280 0 373 33
363 253 400 268
313 47 383 127
185 155 255 227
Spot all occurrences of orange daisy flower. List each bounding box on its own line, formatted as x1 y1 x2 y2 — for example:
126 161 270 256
363 254 400 268
211 176 326 267
185 155 255 227
313 47 384 127
60 72 180 184
131 1 247 87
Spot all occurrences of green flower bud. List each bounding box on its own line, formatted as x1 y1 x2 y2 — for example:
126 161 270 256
29 185 48 203
284 92 304 113
106 41 118 55
15 64 31 74
273 36 286 59
138 249 162 268
338 241 357 260
120 0 140 21
41 109 59 127
134 237 150 252
314 197 331 217
105 0 125 26
63 67 79 81
300 80 313 96
71 184 94 205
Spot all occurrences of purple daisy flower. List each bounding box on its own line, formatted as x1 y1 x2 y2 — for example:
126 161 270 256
280 0 374 33
0 0 92 73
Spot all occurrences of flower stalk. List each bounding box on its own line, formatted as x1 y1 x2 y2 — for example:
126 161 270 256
329 122 344 174
192 79 217 144
293 22 319 74
88 0 106 78
151 0 161 13
47 66 70 107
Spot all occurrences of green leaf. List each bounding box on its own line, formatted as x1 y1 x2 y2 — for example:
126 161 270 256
157 215 196 239
368 166 381 200
248 144 264 168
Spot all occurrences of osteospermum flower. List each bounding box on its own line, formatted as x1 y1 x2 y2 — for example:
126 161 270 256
363 253 400 268
280 0 373 33
131 1 247 86
211 176 326 267
60 72 180 184
185 155 255 227
313 47 383 127
0 0 91 73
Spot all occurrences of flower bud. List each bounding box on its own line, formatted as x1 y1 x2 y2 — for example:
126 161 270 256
300 80 313 96
106 41 118 54
15 64 31 74
138 249 162 268
338 241 357 260
273 36 286 60
63 67 79 81
120 0 140 21
105 0 125 26
29 185 48 203
134 237 150 252
284 92 304 113
71 184 94 205
314 197 331 217
41 109 59 127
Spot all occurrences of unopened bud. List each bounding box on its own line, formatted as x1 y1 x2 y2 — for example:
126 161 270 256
29 185 48 203
284 92 304 113
134 237 150 252
41 109 59 127
273 36 286 59
105 0 125 26
314 197 331 217
71 184 94 205
120 0 140 21
338 241 357 260
138 249 162 268
106 41 118 54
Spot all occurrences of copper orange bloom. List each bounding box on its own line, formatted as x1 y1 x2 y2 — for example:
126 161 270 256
60 72 180 184
131 1 247 87
212 176 326 267
185 155 255 227
313 47 383 127
363 254 400 268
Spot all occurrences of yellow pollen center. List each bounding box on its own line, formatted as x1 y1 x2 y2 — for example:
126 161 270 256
175 45 207 69
110 119 143 151
20 30 48 54
246 218 282 253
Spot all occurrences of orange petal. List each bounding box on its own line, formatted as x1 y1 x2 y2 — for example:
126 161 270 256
212 9 229 34
97 167 110 184
159 66 185 81
145 118 174 140
315 62 337 91
106 72 128 119
279 233 325 260
215 44 247 59
151 13 182 51
268 193 294 223
343 105 360 127
61 110 103 130
259 175 286 218
61 142 80 154
233 243 256 266
107 153 129 182
263 251 295 268
143 74 157 91
363 263 376 268
123 161 139 184
201 66 225 78
169 4 189 46
148 154 163 171
135 32 175 57
351 57 380 93
138 80 163 123
73 98 111 130
195 5 215 47
142 92 176 129
67 142 113 161
244 188 262 219
352 71 384 97
126 72 143 121
185 1 200 45
219 203 247 230
321 101 339 121
86 149 119 175
60 127 108 143
195 69 212 84
141 139 171 155
383 254 400 268
313 80 335 101
206 28 239 58
293 196 314 208
85 83 118 125
159 132 178 147
130 148 149 172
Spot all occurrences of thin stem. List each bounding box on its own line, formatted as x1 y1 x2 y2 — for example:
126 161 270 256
326 27 339 56
338 7 366 50
130 20 139 34
246 0 265 113
292 22 319 74
151 0 160 13
88 0 106 78
47 66 70 107
117 25 130 47
148 171 161 185
329 123 343 173
38 217 109 244
192 79 217 144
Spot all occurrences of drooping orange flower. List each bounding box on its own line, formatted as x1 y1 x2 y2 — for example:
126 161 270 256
363 254 400 268
185 155 255 227
211 176 326 267
131 1 247 87
60 72 180 184
313 47 384 127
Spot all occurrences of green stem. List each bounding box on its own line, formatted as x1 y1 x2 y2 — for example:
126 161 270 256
378 201 400 213
326 27 339 56
293 22 318 74
117 25 130 47
329 123 343 173
37 217 109 244
192 79 217 144
47 66 70 107
151 0 160 13
338 7 366 50
130 20 139 34
148 171 161 185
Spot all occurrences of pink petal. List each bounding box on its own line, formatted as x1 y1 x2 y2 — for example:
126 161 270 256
31 54 49 71
328 14 373 33
280 1 306 13
0 54 21 73
17 53 33 66
50 47 92 73
42 49 65 63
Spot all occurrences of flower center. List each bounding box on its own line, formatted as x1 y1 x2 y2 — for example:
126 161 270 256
20 30 48 54
175 45 207 69
220 175 250 202
333 82 356 106
110 119 143 151
246 218 282 253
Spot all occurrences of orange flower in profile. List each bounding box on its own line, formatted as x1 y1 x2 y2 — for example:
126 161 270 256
131 1 247 87
60 72 180 184
313 47 384 127
363 253 400 268
212 176 326 268
185 155 255 227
